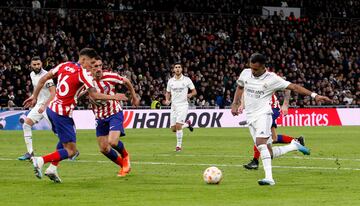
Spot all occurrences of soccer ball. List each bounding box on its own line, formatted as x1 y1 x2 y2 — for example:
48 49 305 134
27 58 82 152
203 166 222 184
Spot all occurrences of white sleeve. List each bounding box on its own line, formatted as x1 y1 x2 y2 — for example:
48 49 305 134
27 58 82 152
236 70 245 87
271 75 291 91
45 78 55 88
166 80 171 92
187 78 195 90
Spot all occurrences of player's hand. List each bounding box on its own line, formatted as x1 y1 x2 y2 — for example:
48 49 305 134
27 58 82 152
231 103 240 116
114 93 128 101
131 96 140 107
38 104 45 113
164 100 171 106
23 96 37 108
315 95 332 104
238 105 244 114
281 105 289 116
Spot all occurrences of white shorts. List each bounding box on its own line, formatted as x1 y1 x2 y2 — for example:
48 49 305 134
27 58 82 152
170 104 188 126
248 114 272 144
27 104 49 124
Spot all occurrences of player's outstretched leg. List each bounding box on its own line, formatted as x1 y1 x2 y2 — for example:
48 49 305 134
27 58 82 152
19 121 34 161
272 139 310 158
257 144 275 186
111 140 130 177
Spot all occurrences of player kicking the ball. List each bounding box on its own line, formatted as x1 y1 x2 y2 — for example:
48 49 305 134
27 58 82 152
165 63 196 152
231 53 331 186
23 48 125 183
85 56 139 176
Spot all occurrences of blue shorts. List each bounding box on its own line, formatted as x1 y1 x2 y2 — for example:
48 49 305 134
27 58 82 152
96 112 126 137
271 108 280 128
46 107 76 143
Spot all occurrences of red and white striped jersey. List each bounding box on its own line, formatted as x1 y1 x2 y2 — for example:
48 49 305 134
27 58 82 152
49 62 94 117
90 71 125 119
271 94 281 109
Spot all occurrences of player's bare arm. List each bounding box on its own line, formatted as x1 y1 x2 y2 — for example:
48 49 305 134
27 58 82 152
286 83 332 104
165 91 171 105
23 71 55 108
187 88 197 99
88 87 128 101
281 89 291 116
231 85 244 116
122 77 140 106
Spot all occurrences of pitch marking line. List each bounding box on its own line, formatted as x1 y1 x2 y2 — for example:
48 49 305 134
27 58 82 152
0 157 359 171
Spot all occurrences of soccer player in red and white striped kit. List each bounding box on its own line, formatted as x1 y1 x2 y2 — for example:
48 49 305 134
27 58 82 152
85 56 140 177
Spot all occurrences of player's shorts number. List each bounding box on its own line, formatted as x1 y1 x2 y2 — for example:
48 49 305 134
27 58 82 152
57 74 70 96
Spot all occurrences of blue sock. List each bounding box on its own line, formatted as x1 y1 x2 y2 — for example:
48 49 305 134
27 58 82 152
58 149 69 160
112 141 125 157
277 135 283 143
104 148 120 164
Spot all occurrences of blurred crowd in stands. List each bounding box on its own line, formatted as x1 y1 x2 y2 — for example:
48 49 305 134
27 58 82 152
0 1 359 109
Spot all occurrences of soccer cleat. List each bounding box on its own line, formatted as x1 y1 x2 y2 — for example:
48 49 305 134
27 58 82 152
175 146 182 152
258 178 275 186
45 169 62 183
292 140 310 155
118 154 131 177
69 150 80 161
186 120 194 132
243 158 259 170
18 152 34 161
296 136 305 146
31 157 44 179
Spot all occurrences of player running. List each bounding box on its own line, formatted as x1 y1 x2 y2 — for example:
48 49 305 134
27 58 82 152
164 63 196 152
18 56 56 161
23 48 125 183
85 56 139 176
231 53 331 186
243 92 306 169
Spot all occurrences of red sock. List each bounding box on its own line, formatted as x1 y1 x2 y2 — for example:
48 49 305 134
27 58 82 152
115 156 123 167
253 145 260 160
122 149 129 157
279 134 294 143
42 151 61 164
51 161 59 166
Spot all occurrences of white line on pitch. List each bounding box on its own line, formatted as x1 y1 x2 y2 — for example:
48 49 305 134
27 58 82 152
0 157 359 171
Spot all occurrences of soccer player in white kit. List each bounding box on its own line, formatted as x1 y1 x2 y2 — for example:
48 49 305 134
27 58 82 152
165 63 197 151
231 53 331 186
18 56 56 160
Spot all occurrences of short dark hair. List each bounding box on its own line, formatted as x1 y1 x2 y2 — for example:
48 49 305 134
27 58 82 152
250 53 266 65
94 55 102 61
173 62 182 68
79 48 98 58
31 56 41 62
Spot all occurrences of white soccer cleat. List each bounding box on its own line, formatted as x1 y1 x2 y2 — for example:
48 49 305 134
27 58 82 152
258 178 275 186
31 157 44 179
45 168 62 183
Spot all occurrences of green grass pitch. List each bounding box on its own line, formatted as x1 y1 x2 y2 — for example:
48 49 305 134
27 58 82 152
1 126 360 206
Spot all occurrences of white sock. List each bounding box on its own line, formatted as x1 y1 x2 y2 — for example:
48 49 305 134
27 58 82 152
182 123 189 129
258 144 273 181
176 130 183 147
47 163 58 172
23 123 33 154
272 141 298 158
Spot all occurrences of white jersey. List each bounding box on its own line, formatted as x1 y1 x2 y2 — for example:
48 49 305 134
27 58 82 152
237 69 290 123
30 69 54 105
166 74 195 106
